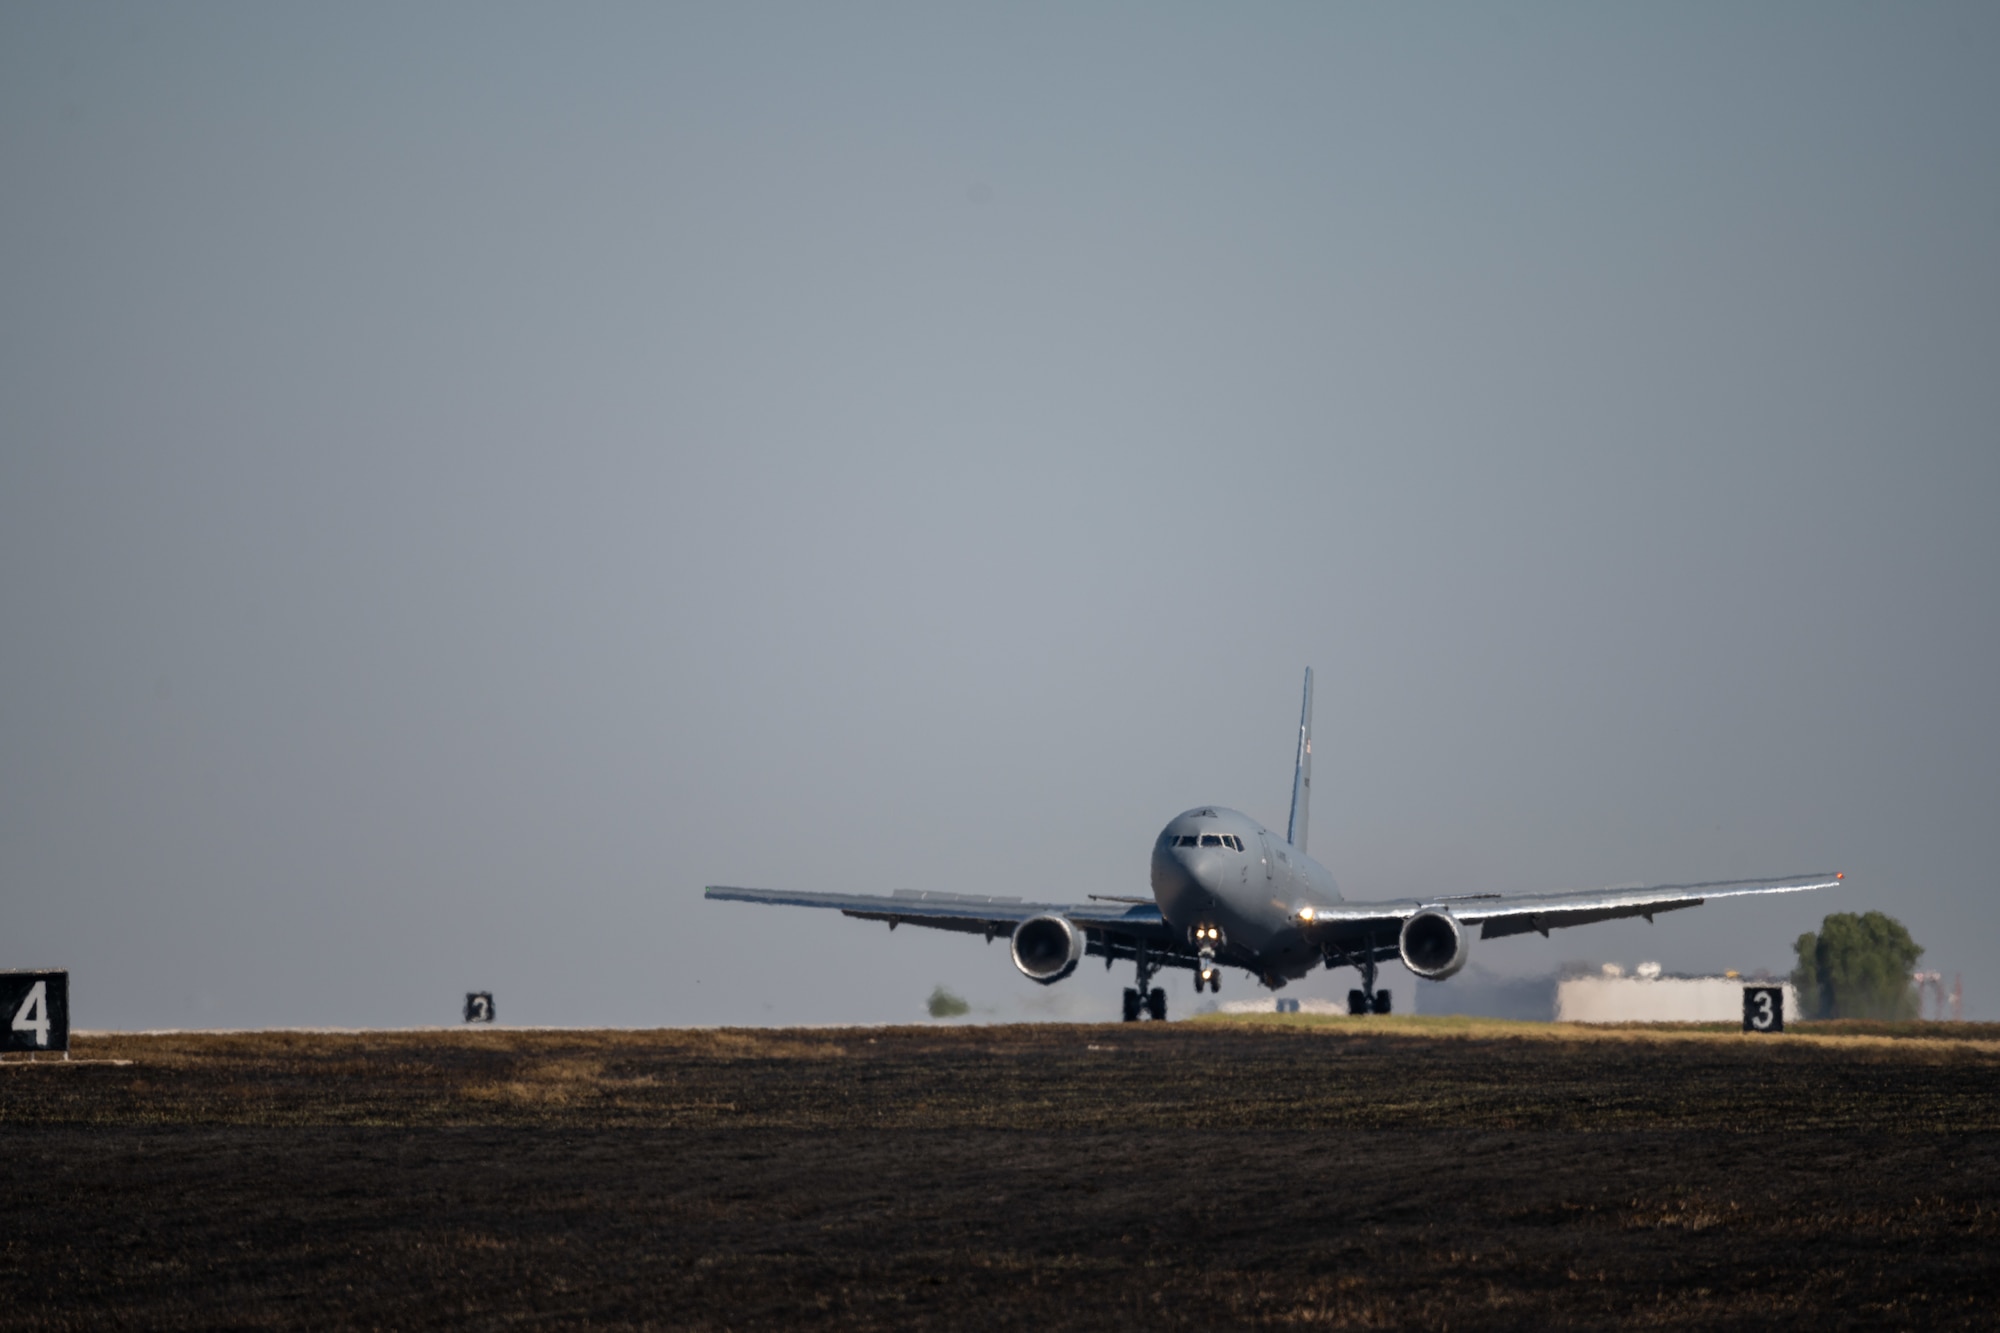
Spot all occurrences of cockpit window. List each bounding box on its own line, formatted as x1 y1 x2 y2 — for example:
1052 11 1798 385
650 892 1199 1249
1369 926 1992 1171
1176 833 1243 851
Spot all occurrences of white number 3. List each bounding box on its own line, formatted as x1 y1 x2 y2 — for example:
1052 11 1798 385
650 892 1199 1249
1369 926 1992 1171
1752 990 1775 1029
11 980 50 1047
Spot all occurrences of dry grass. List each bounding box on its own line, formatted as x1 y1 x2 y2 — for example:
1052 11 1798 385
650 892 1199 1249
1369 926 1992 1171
1197 1010 2000 1052
2 1021 1996 1328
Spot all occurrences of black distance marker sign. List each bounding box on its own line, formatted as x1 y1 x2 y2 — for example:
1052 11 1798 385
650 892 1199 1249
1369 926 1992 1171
1743 985 1784 1033
2 970 70 1054
464 992 494 1023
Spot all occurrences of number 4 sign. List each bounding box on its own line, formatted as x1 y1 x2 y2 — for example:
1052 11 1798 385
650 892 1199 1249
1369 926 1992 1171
2 971 70 1054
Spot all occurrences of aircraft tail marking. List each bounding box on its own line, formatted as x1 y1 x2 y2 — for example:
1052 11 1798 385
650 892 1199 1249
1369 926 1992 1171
1288 666 1313 852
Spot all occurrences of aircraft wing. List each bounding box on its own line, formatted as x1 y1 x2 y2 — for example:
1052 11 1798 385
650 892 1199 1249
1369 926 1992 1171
703 885 1179 946
1298 873 1842 950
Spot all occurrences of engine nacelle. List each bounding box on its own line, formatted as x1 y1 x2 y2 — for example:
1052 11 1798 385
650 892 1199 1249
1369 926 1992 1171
1010 914 1084 985
1399 908 1471 980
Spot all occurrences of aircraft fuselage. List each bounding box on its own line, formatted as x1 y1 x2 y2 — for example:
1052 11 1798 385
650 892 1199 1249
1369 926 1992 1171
1150 806 1341 983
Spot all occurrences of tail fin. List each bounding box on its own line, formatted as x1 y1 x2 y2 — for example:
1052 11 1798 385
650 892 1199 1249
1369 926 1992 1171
1288 667 1313 852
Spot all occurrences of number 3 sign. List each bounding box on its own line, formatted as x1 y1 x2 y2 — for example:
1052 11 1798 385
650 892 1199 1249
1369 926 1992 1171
2 971 70 1054
1743 985 1785 1033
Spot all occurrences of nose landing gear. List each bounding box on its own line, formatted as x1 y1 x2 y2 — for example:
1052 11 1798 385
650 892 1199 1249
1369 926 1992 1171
1189 922 1225 994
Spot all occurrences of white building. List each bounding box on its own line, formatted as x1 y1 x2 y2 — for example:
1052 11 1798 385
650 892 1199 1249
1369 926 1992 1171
1218 997 1349 1016
1556 962 1797 1024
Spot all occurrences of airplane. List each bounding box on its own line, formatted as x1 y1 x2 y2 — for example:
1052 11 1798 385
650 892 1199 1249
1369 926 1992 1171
706 670 1841 1021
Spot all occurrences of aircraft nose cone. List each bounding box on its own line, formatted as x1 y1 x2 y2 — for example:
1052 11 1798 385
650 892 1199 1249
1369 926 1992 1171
1185 852 1231 897
1150 845 1200 909
1152 843 1224 923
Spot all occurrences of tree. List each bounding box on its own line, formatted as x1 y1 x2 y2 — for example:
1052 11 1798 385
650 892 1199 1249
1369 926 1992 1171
1791 912 1923 1020
926 986 970 1019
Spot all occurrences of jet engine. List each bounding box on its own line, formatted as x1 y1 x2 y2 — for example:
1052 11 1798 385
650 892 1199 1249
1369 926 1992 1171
1398 908 1471 980
1010 914 1084 985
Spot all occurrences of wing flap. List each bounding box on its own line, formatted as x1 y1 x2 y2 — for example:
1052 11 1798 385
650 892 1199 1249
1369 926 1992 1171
704 885 1177 945
842 909 1000 937
1294 874 1839 946
1456 874 1840 925
1477 898 1701 940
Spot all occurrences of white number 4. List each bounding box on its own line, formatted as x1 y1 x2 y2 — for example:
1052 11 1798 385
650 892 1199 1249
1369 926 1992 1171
12 980 50 1047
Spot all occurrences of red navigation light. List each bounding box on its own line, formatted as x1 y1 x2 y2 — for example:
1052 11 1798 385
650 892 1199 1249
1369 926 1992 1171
1835 872 1844 879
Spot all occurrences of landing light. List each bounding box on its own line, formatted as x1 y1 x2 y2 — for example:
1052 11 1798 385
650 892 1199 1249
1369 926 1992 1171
1297 906 1316 923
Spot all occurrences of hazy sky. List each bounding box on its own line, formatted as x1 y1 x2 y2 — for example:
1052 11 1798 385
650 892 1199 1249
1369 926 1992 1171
5 4 1996 1027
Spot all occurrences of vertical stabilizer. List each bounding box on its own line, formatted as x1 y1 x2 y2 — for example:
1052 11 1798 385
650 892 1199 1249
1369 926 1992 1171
1287 667 1313 851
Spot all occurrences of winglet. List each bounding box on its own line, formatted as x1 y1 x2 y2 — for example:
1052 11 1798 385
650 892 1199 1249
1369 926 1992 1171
1288 667 1313 852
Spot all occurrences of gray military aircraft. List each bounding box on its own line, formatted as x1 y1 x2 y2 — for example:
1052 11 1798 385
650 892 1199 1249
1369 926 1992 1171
707 670 1840 1021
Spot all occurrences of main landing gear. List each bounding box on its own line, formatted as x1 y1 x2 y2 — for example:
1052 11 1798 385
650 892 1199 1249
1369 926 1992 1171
1122 943 1168 1022
1330 939 1393 1015
1347 987 1393 1016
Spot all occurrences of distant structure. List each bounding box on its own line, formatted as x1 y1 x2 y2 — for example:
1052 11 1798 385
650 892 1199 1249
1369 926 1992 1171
1556 963 1798 1024
1913 972 1964 1022
1415 968 1558 1021
1220 997 1347 1016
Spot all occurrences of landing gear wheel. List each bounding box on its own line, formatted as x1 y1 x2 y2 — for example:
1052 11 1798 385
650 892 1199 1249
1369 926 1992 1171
1333 939 1389 1014
1209 972 1221 994
1123 944 1165 1022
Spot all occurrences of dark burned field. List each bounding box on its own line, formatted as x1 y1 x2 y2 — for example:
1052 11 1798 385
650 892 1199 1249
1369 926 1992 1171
4 1019 1999 1329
